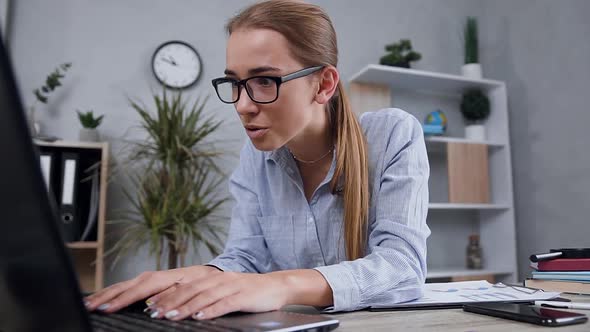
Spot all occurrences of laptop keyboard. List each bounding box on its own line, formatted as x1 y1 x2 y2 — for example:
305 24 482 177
90 311 244 332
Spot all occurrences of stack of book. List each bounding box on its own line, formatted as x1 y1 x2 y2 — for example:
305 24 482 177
525 258 590 295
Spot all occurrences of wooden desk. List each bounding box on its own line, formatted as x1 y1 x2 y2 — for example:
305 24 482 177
305 294 590 331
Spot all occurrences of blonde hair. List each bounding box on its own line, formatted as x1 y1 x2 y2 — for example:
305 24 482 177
227 0 369 260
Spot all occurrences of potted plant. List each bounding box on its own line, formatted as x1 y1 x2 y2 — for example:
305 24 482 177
29 63 72 136
107 90 227 270
77 110 104 142
379 39 422 68
461 17 482 79
460 89 490 140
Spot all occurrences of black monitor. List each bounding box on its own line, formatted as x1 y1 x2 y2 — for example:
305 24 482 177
0 31 91 331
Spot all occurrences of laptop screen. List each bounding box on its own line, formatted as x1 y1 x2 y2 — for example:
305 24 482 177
0 31 91 331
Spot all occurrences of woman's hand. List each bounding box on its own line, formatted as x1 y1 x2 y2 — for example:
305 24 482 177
147 271 291 321
84 265 221 313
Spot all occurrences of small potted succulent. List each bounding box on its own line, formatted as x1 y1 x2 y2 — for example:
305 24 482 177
77 109 104 142
460 89 490 140
461 17 483 79
379 39 422 68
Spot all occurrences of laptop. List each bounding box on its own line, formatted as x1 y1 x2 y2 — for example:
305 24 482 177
0 32 339 332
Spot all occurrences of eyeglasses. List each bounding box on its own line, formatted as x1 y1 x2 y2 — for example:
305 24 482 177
211 66 324 104
493 282 543 294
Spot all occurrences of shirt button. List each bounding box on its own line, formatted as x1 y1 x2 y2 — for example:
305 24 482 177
287 168 294 174
308 217 314 224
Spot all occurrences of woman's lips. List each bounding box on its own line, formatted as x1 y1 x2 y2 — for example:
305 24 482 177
245 127 269 139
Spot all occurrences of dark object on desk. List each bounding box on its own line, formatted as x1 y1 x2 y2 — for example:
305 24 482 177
530 248 590 262
463 303 588 327
0 32 339 332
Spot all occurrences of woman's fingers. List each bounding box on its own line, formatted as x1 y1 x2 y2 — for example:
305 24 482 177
84 278 137 311
166 283 241 320
85 270 180 313
144 279 183 307
150 272 286 321
149 273 227 319
194 294 245 320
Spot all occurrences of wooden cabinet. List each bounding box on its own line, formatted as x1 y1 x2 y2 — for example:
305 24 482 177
35 140 108 292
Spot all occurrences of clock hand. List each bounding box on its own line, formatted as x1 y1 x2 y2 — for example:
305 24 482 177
160 57 178 66
168 56 178 66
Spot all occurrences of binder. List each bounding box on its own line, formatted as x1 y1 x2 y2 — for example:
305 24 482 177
80 166 100 241
59 152 81 242
39 152 54 193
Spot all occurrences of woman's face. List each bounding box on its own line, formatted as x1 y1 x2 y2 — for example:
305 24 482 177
225 28 321 151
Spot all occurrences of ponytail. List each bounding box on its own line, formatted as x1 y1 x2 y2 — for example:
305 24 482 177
330 81 369 260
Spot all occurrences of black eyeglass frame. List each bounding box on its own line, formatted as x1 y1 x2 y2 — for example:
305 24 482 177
211 65 324 104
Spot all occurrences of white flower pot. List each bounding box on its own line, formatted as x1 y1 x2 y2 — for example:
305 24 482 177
461 63 483 79
79 128 100 142
465 124 486 141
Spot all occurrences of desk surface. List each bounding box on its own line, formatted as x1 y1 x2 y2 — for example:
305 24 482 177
322 294 590 331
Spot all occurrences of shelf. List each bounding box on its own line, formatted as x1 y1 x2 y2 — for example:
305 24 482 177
66 241 99 249
427 268 513 279
349 63 517 284
35 140 106 150
429 203 511 210
349 64 504 95
425 136 505 148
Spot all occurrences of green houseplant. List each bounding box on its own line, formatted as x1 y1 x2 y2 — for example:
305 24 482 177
460 89 490 140
108 90 227 270
461 17 482 79
29 63 72 136
77 110 104 142
379 39 421 68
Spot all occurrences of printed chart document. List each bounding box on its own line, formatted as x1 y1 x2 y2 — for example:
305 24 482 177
371 280 561 310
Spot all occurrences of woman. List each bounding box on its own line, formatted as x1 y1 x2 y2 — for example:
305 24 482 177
86 0 430 321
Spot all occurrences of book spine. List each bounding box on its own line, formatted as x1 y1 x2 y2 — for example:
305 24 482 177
536 258 590 271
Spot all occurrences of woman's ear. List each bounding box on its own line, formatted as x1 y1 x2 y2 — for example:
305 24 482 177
314 66 339 105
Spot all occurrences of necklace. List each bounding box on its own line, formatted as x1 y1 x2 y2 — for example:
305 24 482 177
289 146 334 164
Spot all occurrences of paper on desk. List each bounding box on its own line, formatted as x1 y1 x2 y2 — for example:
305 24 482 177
372 280 561 309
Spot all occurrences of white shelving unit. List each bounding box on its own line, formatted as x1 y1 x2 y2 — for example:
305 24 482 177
428 203 511 210
349 64 517 282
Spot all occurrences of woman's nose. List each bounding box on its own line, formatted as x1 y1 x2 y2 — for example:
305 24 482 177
235 88 259 116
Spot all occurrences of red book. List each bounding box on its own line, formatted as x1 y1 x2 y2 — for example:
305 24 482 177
530 258 590 271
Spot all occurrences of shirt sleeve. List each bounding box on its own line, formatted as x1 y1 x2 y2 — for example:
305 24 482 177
207 142 272 273
314 112 430 312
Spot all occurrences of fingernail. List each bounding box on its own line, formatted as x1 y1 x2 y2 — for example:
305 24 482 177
165 310 179 319
150 310 160 319
193 311 205 320
143 307 154 314
97 303 110 311
145 299 155 306
83 300 90 308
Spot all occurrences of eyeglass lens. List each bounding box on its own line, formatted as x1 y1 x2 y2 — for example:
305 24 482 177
216 77 277 103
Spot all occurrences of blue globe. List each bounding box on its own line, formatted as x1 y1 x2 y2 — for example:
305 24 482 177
423 109 447 135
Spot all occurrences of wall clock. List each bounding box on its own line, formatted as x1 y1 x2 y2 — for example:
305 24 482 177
152 40 202 89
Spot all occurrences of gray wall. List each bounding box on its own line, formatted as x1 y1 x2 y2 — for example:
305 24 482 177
478 0 590 280
6 0 589 284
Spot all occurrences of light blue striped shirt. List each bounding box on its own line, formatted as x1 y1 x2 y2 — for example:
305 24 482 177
208 108 430 312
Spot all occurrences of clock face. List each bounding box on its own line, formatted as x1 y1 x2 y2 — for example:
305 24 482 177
152 41 202 89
